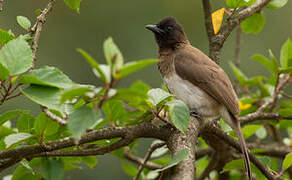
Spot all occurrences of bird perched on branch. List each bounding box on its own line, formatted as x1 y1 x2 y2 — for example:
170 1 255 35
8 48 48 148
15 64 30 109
146 16 251 179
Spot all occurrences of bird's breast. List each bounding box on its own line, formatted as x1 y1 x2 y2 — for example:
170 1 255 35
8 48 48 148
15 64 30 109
163 72 220 118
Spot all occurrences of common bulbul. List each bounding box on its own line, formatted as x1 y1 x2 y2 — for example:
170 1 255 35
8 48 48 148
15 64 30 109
146 17 251 179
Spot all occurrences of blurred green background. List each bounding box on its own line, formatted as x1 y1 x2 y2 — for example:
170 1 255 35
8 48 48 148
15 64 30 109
0 0 291 179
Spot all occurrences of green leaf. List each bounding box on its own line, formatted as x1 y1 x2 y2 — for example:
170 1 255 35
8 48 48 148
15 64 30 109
81 156 98 168
77 48 106 82
16 16 31 30
21 85 65 113
279 67 292 74
64 0 82 13
35 9 42 16
60 85 94 104
0 126 16 137
280 38 292 69
241 124 262 139
0 110 23 126
267 0 288 10
12 163 40 180
102 99 126 124
156 149 189 171
19 66 74 89
115 59 159 79
279 108 292 117
241 12 265 34
167 100 190 134
283 152 292 170
147 88 172 106
34 113 59 137
229 62 247 86
0 29 15 46
252 54 278 73
103 37 123 73
92 64 111 83
40 159 64 180
4 132 32 148
255 127 267 139
226 0 256 8
0 36 33 75
68 106 102 140
122 162 138 177
222 159 245 173
17 113 35 133
0 63 10 80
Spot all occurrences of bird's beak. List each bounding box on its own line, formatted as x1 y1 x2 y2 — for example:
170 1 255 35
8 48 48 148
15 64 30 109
145 24 164 35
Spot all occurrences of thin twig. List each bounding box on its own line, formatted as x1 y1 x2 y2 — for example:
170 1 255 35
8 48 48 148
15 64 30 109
42 107 67 125
30 0 57 69
134 142 166 180
124 147 163 170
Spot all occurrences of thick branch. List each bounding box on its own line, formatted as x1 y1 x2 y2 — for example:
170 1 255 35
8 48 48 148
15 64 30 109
0 122 171 172
167 117 202 180
203 126 280 180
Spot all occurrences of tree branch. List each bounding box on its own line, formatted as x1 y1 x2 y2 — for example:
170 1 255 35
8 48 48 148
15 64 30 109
42 107 67 125
124 147 163 170
0 0 4 12
0 122 171 172
30 0 57 69
167 117 202 180
134 142 166 180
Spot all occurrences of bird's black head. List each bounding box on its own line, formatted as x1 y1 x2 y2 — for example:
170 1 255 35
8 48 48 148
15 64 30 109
146 17 188 49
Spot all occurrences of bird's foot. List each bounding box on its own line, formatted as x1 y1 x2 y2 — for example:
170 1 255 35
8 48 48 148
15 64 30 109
190 109 203 121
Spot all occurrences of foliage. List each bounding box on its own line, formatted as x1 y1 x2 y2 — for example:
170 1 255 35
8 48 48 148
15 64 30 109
0 1 291 180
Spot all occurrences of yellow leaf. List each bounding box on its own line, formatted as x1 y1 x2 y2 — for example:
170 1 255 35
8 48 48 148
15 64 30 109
239 101 251 110
211 8 225 35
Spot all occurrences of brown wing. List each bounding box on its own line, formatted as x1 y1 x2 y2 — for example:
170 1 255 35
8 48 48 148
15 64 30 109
174 48 240 115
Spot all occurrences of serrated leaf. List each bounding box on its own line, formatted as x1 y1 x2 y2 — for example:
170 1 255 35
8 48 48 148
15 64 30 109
280 38 292 69
19 66 74 89
0 110 23 126
252 54 278 73
211 8 225 35
64 0 82 13
0 36 33 75
21 85 65 113
167 100 190 134
40 159 64 180
4 132 32 148
283 152 292 170
156 149 189 171
147 88 172 106
0 28 15 46
68 106 102 140
77 48 106 82
34 113 59 137
103 37 123 73
267 0 288 10
16 16 31 30
241 12 265 34
229 62 247 86
116 59 159 79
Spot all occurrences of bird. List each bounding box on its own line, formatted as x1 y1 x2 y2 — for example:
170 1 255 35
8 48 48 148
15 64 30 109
146 16 251 179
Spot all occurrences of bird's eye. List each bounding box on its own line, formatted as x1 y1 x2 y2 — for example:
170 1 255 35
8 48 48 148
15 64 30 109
167 26 174 31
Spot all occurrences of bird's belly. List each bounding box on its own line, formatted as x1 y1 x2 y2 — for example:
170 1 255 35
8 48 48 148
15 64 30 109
164 73 220 117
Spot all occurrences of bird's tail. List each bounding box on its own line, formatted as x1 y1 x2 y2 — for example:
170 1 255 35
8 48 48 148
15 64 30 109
234 118 252 180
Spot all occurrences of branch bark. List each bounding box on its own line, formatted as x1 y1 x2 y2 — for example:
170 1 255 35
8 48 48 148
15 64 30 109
167 117 202 180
